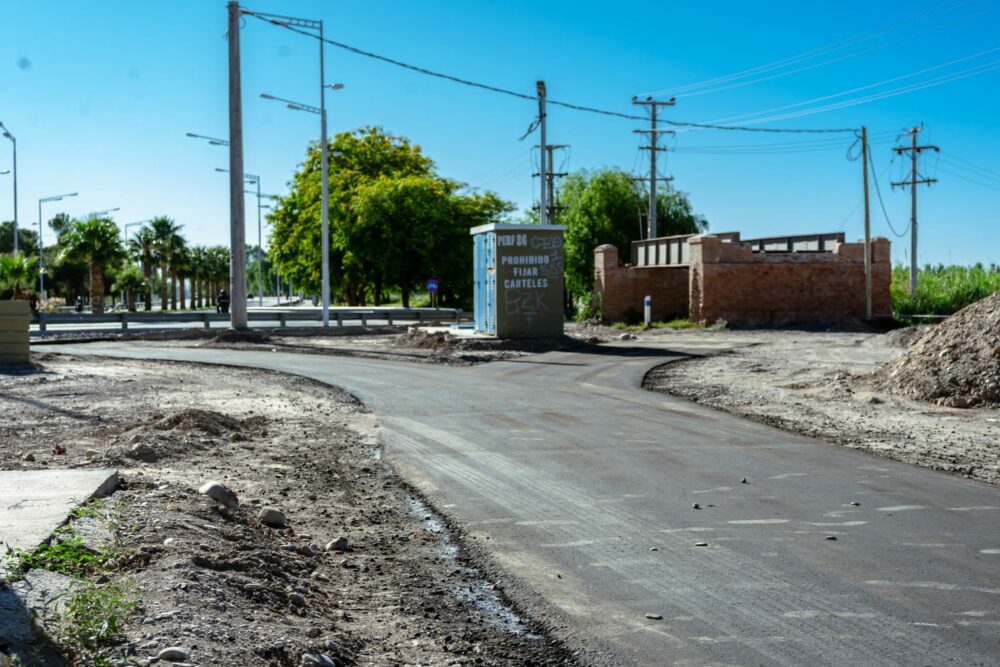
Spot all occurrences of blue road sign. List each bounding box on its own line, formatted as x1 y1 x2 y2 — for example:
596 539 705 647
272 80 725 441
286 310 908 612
426 278 439 292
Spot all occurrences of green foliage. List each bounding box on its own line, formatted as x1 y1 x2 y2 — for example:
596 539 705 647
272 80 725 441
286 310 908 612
59 217 125 313
572 290 602 322
13 537 105 578
892 263 1000 316
612 318 702 331
61 580 139 665
561 168 707 301
0 252 38 299
0 221 39 256
269 126 514 307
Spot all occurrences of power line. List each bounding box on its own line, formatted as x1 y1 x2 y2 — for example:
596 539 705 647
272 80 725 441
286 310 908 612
241 7 855 134
710 45 1000 125
667 5 996 100
936 166 1000 191
937 154 1000 181
869 151 908 237
635 0 977 98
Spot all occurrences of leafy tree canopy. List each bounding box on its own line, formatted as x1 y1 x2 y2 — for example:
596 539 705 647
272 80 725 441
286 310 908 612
560 168 708 299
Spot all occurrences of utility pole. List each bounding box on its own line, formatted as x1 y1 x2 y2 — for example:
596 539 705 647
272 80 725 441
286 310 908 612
226 0 248 329
533 144 568 223
861 126 872 320
892 124 939 296
632 97 675 239
0 123 18 254
537 81 548 225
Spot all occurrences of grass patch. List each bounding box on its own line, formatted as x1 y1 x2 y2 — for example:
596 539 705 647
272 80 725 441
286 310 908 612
11 537 107 578
612 318 706 332
892 263 1000 317
61 580 140 666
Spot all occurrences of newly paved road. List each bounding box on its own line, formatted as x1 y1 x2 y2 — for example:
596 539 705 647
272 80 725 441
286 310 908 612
51 341 1000 666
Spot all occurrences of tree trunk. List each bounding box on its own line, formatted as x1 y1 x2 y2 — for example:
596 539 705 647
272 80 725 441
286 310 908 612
374 277 383 306
127 288 136 312
402 284 410 309
143 260 153 311
160 264 169 311
90 262 105 314
180 276 187 309
170 270 178 310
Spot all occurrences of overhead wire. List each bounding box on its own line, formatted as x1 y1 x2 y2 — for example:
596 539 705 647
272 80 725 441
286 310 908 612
241 8 856 134
869 149 908 237
635 0 977 98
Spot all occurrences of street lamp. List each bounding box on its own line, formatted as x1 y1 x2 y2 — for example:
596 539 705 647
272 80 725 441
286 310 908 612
217 168 265 307
186 132 230 147
260 82 344 326
86 207 120 220
0 122 18 254
38 192 78 298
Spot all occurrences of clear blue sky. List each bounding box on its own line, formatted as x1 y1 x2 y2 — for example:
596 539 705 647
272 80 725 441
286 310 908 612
1 0 998 266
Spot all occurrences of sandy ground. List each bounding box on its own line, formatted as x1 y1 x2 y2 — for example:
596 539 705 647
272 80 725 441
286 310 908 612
643 330 1000 486
0 354 574 666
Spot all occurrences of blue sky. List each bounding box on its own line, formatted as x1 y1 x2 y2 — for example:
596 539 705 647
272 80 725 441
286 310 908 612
1 0 998 266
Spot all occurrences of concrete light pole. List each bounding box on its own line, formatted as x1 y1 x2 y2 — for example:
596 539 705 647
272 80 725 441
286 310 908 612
38 192 78 298
0 122 18 254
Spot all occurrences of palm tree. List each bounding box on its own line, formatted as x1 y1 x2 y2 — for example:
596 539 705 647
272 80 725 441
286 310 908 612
208 246 230 305
150 216 183 311
60 218 125 314
173 242 191 309
112 266 148 312
188 246 207 308
167 235 188 310
0 252 38 300
129 227 157 311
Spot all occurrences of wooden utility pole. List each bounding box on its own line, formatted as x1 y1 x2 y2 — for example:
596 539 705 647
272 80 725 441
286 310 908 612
892 125 939 296
632 97 675 239
537 81 548 225
861 126 872 320
227 1 248 329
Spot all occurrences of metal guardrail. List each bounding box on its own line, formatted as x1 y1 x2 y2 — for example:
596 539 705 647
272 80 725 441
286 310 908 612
33 308 463 334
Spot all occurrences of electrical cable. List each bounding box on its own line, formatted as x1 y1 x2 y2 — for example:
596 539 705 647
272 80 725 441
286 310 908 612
242 8 855 134
869 150 909 237
937 154 1000 181
635 0 976 98
936 166 1000 191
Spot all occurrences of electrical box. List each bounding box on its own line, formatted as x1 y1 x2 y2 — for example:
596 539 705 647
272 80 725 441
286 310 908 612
471 223 566 338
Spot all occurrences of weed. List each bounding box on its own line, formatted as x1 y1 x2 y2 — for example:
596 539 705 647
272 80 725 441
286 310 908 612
613 318 702 332
13 537 106 578
892 264 1000 317
60 580 139 666
67 498 107 522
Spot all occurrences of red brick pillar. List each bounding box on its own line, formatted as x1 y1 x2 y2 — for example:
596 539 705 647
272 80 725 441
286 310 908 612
594 244 621 323
687 235 721 323
871 237 892 318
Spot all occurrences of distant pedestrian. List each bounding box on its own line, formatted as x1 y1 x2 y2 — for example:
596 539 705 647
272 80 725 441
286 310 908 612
75 296 83 313
217 289 231 314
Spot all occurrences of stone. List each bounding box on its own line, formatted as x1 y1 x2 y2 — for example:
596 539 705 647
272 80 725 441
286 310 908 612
849 501 860 506
288 592 306 607
21 452 34 462
825 535 838 541
691 503 701 510
130 442 155 460
258 507 286 527
694 542 709 547
84 448 102 459
645 613 663 620
198 481 239 509
157 646 190 662
326 536 349 552
741 477 748 484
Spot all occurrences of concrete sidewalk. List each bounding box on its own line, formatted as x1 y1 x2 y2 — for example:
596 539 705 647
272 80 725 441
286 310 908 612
0 469 118 552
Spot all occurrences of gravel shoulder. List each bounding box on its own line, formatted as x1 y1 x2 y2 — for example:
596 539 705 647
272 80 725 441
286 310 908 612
642 330 1000 485
0 354 574 666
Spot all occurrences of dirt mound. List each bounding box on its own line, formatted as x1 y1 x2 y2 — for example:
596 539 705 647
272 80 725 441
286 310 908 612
210 330 272 344
109 409 267 462
872 291 1000 407
883 325 933 348
395 328 454 351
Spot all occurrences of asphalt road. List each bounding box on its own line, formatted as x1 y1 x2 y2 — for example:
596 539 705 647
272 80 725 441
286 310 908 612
49 340 1000 666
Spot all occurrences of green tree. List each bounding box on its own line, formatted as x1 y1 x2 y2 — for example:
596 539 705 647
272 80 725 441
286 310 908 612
0 252 38 300
112 265 147 312
129 227 157 310
59 218 125 313
149 216 183 311
0 222 40 256
560 168 707 301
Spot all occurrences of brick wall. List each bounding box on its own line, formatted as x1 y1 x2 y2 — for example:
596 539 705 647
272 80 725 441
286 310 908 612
688 235 892 325
594 245 689 323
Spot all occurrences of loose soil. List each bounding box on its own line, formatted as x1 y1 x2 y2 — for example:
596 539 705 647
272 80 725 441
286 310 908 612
643 330 1000 485
35 326 607 366
872 291 1000 408
0 354 574 666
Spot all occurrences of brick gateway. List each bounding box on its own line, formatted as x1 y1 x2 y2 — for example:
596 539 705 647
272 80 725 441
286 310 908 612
594 233 891 326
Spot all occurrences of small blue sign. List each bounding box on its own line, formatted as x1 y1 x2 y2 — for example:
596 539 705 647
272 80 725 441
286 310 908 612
426 278 439 292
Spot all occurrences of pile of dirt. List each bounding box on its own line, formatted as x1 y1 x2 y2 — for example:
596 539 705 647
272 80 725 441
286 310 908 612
394 327 454 351
872 292 1000 407
210 330 272 344
108 408 267 462
882 325 933 348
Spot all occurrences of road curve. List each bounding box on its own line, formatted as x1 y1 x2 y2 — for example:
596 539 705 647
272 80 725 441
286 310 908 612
51 341 1000 666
